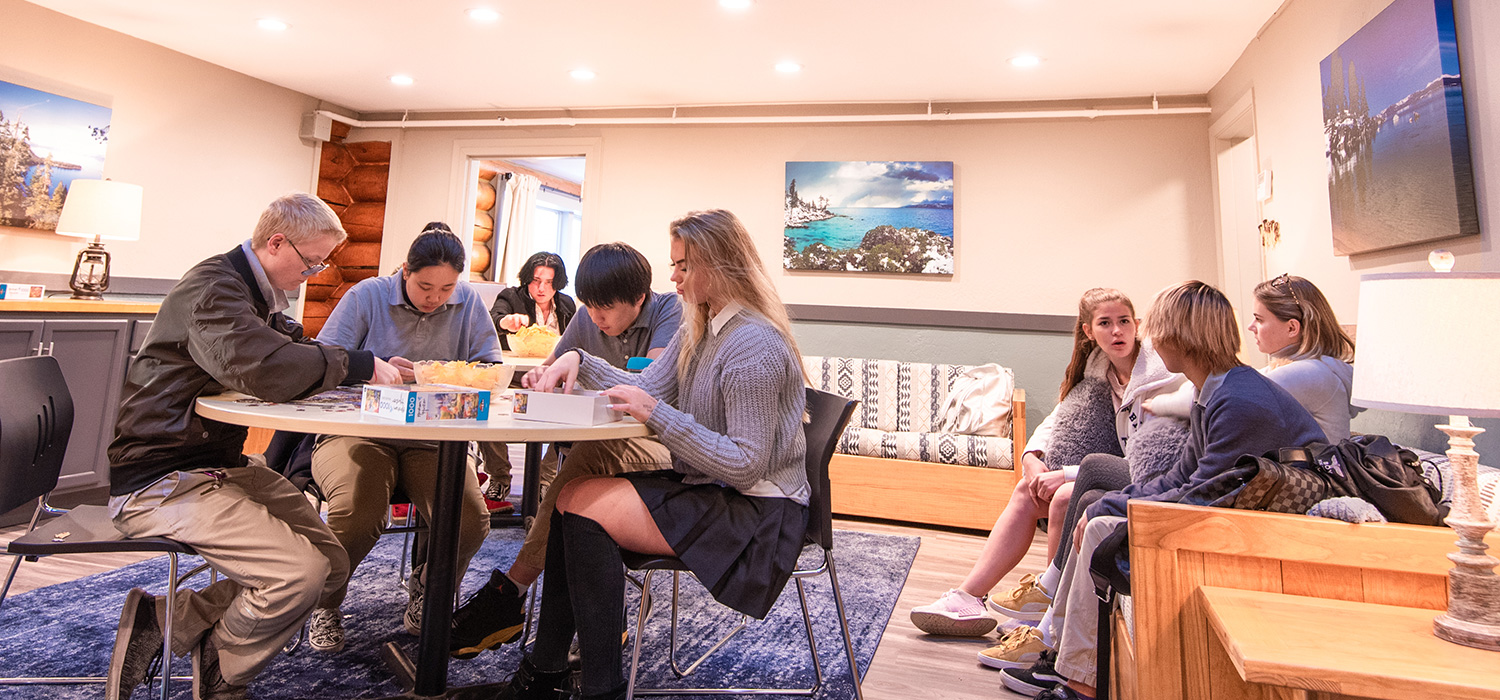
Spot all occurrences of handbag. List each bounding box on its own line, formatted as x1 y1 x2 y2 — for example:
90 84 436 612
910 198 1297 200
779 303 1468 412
1222 449 1348 514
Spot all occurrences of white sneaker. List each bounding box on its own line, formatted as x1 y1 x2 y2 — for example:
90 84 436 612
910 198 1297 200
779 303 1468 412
404 563 425 636
909 588 997 637
308 607 345 653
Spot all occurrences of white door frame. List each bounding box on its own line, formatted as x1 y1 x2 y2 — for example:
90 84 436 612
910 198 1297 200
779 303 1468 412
1208 91 1266 365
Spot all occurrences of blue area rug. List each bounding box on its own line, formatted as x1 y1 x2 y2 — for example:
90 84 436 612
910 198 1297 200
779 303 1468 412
0 527 917 699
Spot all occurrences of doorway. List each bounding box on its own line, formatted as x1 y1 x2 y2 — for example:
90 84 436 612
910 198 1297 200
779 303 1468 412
469 157 586 293
1210 92 1266 366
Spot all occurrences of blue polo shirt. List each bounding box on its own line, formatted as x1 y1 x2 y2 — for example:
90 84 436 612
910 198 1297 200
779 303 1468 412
554 290 682 368
317 270 503 363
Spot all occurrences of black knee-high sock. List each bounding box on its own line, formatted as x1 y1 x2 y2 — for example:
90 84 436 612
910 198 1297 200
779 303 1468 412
528 509 574 673
560 511 627 696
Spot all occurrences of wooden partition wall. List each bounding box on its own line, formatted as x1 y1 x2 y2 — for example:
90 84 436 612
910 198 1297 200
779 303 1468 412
1125 501 1467 700
306 121 390 338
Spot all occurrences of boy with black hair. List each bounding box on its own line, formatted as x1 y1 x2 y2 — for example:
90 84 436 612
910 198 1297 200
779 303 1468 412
449 242 682 659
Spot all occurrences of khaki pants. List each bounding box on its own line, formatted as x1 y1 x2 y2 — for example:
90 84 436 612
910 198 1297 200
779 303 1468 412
109 461 349 686
478 441 513 497
310 437 490 607
1048 514 1126 688
514 436 673 571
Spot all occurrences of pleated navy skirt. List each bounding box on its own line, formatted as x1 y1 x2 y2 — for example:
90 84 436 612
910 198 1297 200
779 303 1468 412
622 469 808 619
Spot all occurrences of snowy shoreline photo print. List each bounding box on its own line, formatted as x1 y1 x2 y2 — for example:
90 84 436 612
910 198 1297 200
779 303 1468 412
0 79 112 231
1320 0 1477 255
784 161 954 275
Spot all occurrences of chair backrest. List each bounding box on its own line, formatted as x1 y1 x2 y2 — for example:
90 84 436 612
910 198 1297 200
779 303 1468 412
0 356 76 514
802 387 858 551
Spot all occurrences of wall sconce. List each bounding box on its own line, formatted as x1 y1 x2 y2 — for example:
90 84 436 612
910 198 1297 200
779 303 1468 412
1259 219 1281 249
54 179 143 300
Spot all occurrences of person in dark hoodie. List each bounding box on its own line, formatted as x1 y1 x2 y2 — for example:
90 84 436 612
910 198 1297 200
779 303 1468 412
103 193 401 700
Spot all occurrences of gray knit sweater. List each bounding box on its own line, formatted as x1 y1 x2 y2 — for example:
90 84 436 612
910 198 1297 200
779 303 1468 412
573 310 810 506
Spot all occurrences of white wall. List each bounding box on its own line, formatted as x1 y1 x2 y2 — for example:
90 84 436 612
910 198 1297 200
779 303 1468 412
357 115 1218 317
1209 0 1498 319
0 0 326 280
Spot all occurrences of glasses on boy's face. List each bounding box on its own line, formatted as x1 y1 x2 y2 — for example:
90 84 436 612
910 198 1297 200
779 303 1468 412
284 237 330 277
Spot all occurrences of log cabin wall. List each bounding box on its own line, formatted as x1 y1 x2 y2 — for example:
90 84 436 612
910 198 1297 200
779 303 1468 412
307 121 391 337
471 159 584 283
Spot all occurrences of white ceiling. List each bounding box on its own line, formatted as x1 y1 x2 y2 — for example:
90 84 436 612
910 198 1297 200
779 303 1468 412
27 0 1285 113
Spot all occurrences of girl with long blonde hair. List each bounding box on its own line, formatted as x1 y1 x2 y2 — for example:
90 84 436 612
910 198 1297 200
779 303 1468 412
483 209 811 700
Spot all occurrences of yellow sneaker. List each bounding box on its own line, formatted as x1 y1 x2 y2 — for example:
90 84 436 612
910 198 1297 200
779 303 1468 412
988 573 1052 621
977 625 1051 670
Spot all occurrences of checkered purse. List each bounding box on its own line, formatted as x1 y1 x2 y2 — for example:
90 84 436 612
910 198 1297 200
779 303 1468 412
1226 453 1343 513
1178 448 1347 514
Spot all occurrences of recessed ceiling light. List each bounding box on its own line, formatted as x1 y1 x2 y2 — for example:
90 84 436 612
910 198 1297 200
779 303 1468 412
1010 54 1042 68
467 7 500 22
256 18 288 31
570 68 596 81
389 74 414 86
775 61 802 74
720 0 753 10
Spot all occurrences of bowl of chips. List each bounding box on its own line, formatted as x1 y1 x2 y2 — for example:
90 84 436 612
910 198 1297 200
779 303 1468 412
509 324 561 358
411 360 516 391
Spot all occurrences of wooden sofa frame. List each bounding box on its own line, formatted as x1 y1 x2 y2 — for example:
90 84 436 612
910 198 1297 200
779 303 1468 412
828 389 1026 531
1118 500 1485 700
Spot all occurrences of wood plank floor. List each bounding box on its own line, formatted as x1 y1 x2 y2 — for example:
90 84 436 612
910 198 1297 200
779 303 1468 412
2 515 1039 700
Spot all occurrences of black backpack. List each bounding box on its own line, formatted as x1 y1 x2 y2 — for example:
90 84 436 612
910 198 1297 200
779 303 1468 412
1288 435 1448 526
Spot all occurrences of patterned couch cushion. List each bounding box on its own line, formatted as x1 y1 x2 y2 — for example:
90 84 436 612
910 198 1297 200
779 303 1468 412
839 426 1014 468
803 355 1016 469
803 355 961 433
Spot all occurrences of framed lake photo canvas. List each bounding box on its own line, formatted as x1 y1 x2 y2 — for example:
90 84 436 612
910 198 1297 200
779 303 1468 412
1321 0 1477 256
0 79 112 231
783 161 954 275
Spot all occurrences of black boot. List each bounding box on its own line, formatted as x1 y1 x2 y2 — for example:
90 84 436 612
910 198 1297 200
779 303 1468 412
495 657 571 700
578 682 628 700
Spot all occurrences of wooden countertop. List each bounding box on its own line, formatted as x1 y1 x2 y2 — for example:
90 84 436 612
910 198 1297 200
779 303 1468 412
0 298 161 314
1199 585 1500 700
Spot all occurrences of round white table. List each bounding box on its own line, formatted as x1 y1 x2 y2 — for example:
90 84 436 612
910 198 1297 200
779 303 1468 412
196 391 649 698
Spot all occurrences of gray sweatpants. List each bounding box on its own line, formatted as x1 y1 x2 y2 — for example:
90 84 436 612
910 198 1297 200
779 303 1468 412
110 460 349 686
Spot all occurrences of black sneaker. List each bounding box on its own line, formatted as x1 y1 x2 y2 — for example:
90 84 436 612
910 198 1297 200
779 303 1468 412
450 569 527 659
107 588 163 700
192 634 249 700
1000 649 1065 696
1034 685 1093 700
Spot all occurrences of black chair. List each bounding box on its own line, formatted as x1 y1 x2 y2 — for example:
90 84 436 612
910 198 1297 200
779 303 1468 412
0 355 200 698
622 387 862 699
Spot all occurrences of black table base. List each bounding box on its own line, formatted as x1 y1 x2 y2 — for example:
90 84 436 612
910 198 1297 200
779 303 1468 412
379 441 545 697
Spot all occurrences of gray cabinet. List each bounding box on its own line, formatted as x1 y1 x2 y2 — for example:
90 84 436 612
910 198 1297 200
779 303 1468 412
0 317 137 492
0 319 44 359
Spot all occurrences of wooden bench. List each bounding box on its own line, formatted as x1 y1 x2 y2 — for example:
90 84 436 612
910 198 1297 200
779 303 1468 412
1119 500 1492 700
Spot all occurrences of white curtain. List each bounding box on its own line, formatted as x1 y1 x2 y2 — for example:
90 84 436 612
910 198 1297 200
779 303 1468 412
496 173 540 285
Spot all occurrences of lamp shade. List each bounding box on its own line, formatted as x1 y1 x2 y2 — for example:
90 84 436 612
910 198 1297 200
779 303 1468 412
55 179 142 242
1351 272 1500 418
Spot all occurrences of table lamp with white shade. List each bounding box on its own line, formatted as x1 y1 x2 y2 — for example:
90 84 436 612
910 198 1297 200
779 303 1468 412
54 179 142 300
1351 267 1500 651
